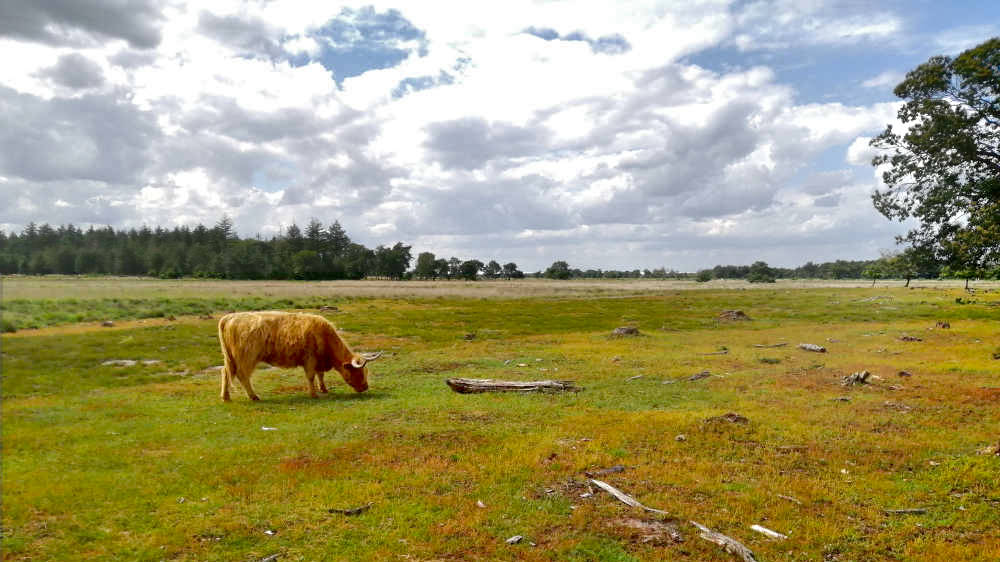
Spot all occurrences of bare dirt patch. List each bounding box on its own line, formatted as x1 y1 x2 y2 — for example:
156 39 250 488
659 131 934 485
607 517 685 545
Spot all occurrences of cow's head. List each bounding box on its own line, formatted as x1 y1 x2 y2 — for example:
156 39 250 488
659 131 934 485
340 351 382 392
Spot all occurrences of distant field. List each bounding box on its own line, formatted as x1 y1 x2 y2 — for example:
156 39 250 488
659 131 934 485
2 279 999 560
7 275 997 301
3 276 999 332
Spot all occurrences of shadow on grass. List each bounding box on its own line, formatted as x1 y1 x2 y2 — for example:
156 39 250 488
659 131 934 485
233 389 393 408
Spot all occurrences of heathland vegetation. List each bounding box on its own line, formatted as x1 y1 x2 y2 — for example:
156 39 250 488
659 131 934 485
3 280 999 560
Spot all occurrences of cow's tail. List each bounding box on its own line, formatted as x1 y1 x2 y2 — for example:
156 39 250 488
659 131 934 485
218 315 237 398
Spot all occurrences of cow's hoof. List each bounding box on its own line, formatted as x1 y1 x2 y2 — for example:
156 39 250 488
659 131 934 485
250 395 260 401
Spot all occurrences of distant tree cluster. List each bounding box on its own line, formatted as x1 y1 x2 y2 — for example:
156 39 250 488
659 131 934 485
539 262 685 280
0 218 412 280
412 252 524 280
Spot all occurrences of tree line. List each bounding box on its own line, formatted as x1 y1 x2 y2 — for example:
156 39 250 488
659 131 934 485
0 218 413 280
0 220 992 283
0 218 531 281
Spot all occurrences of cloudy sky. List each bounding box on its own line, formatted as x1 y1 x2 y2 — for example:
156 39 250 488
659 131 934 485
0 1 996 271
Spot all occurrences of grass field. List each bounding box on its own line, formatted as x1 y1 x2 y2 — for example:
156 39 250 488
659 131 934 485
2 277 1000 560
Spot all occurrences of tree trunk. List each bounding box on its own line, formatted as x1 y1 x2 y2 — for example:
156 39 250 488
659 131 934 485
905 276 911 288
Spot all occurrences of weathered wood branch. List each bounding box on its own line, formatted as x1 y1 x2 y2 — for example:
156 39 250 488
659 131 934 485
328 502 372 515
776 494 803 505
842 370 871 386
690 521 758 562
445 378 580 393
590 479 667 515
750 524 788 540
798 343 827 353
753 343 787 348
883 508 927 515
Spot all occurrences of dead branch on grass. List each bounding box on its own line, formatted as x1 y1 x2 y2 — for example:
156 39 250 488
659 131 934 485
690 521 758 562
842 371 871 386
328 502 372 516
750 524 787 540
589 479 667 515
883 508 927 515
445 378 579 393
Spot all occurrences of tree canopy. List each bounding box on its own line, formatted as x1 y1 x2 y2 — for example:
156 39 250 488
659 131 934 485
871 37 1000 276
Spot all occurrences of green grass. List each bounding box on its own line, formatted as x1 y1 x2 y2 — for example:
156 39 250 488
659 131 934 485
3 281 1000 560
0 296 342 331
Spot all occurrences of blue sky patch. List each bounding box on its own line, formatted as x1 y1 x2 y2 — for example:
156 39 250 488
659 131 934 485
301 6 428 85
392 71 454 99
523 26 631 54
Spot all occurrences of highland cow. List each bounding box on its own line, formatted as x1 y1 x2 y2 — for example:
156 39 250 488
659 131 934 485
217 311 381 401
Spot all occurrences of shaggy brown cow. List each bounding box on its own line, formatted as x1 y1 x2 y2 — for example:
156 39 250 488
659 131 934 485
217 311 382 401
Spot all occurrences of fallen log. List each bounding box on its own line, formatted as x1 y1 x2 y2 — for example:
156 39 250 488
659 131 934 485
690 521 758 562
445 378 579 393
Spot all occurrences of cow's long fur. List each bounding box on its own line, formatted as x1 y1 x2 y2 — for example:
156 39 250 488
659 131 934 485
217 311 369 401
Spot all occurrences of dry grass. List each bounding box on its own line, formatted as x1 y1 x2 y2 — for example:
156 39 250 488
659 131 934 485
6 275 999 301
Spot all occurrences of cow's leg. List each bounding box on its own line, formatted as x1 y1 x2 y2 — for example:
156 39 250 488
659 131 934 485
303 360 319 398
317 371 329 393
220 366 231 401
235 363 260 401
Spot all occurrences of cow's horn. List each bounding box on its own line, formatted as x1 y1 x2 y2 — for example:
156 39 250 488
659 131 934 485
351 351 383 368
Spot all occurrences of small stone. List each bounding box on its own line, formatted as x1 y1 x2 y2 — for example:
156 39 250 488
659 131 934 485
476 500 486 508
506 535 523 545
675 434 687 442
101 320 114 327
